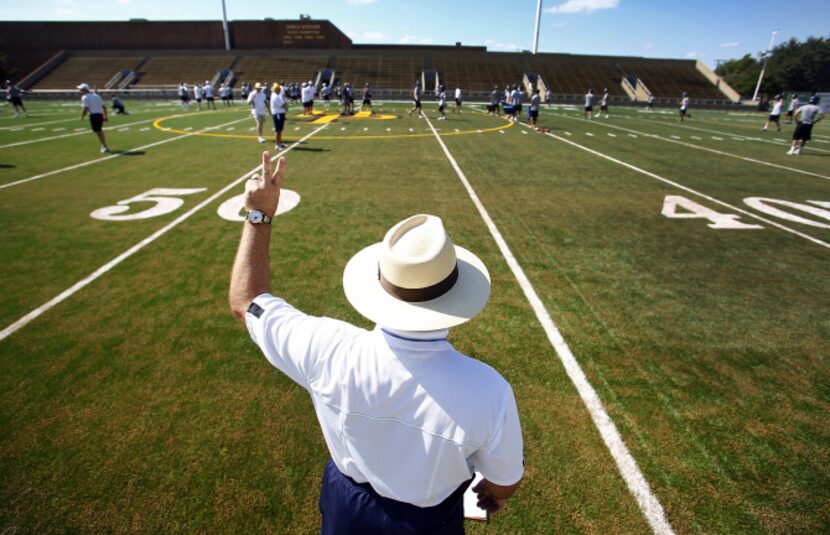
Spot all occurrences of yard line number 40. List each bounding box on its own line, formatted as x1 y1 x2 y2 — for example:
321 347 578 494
662 195 830 229
90 188 301 222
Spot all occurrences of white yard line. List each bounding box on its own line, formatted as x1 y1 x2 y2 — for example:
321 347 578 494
425 114 676 535
0 124 329 342
0 117 158 149
0 116 249 190
519 121 830 249
552 114 830 182
625 115 830 155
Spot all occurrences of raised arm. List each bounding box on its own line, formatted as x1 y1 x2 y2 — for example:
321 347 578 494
229 152 286 323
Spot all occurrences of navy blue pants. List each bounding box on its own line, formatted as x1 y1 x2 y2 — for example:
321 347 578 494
319 460 472 535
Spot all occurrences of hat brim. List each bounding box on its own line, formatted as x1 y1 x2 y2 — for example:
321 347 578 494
343 243 490 331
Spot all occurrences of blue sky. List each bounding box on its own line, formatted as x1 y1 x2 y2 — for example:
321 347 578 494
2 0 829 67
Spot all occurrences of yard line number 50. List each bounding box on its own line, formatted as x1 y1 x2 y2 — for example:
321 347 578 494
90 188 301 222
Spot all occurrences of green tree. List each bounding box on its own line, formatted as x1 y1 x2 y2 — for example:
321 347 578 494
715 36 830 98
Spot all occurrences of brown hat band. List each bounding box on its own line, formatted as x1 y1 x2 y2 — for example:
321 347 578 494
379 264 459 303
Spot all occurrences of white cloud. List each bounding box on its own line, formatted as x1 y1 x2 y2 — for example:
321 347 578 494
347 0 377 4
720 41 740 48
399 35 434 44
545 0 619 14
362 31 384 40
116 0 130 4
551 22 568 28
643 41 654 50
685 51 705 59
485 39 522 52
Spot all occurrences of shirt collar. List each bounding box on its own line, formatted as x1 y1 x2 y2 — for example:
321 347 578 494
378 326 449 342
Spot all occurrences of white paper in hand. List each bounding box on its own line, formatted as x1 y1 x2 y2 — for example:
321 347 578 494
463 472 488 521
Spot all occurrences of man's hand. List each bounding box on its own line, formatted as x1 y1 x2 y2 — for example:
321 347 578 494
472 477 521 516
472 480 507 515
244 151 285 217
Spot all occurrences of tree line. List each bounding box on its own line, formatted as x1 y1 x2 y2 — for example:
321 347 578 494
715 36 830 98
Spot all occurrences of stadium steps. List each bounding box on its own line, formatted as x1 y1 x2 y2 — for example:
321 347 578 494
233 55 327 86
132 56 234 88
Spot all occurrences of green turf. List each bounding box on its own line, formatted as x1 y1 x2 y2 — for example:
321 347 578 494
0 99 828 534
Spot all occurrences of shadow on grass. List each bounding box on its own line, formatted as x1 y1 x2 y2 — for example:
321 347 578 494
0 163 15 168
113 150 146 156
291 147 329 153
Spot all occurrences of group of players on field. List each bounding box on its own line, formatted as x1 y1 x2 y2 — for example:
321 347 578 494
2 77 824 156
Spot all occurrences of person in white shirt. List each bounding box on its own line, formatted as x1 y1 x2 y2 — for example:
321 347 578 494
408 80 423 118
529 89 541 128
178 82 190 109
269 83 288 150
77 83 109 153
508 86 519 122
584 88 595 120
545 88 552 108
203 81 216 110
193 82 203 111
763 94 784 132
679 92 690 122
453 86 462 113
247 83 268 143
436 86 447 120
321 82 332 109
600 88 610 118
220 84 231 106
786 94 799 123
647 94 655 111
5 80 28 117
230 154 524 533
788 95 824 156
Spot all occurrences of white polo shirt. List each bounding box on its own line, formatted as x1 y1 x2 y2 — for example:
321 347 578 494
81 93 104 115
246 293 524 507
270 91 286 114
247 91 267 116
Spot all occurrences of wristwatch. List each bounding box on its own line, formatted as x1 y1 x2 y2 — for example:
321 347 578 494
245 209 272 224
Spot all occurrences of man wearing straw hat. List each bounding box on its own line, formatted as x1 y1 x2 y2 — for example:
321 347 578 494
230 152 524 534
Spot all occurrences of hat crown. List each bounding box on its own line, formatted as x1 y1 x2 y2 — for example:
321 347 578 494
380 215 456 290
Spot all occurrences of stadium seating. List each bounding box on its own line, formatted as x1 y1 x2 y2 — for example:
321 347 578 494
526 56 626 97
433 57 522 93
233 56 327 86
133 56 233 87
32 56 145 90
617 60 725 100
334 56 423 91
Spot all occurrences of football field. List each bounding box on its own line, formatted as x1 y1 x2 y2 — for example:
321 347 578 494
0 99 828 534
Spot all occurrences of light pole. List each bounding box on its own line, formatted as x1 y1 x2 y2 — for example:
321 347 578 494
751 29 779 102
221 0 232 51
532 0 543 54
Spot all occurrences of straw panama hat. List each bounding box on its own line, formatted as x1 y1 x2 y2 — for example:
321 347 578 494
343 214 490 331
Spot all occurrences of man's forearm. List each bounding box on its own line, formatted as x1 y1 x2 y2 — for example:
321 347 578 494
229 222 273 322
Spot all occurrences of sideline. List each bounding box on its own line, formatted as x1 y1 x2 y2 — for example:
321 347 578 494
516 120 830 249
0 115 249 190
0 124 329 342
621 113 830 155
423 113 676 535
548 112 830 182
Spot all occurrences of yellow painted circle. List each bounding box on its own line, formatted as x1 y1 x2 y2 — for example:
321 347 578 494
152 110 514 141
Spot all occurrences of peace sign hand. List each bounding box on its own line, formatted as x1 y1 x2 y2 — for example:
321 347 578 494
244 151 286 217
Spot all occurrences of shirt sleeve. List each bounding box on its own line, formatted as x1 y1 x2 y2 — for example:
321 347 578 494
245 293 361 390
470 384 524 486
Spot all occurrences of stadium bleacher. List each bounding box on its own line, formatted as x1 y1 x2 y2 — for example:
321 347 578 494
333 55 423 91
132 56 233 87
526 56 626 97
233 56 328 86
618 60 726 100
32 56 145 89
433 57 523 93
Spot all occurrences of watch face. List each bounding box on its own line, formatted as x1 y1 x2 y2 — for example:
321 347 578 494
248 211 263 223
